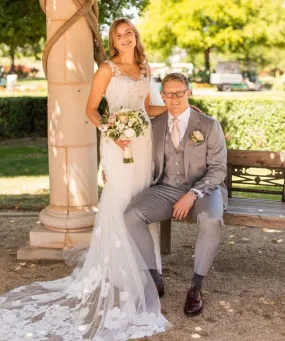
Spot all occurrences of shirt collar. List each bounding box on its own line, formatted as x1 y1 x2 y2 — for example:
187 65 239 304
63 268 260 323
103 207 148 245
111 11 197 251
168 106 190 125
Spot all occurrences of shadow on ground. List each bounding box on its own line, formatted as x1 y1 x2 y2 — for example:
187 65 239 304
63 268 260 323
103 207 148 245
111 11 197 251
0 217 285 341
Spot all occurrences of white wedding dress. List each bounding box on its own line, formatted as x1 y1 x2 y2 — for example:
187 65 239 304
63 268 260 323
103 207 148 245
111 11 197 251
0 60 170 341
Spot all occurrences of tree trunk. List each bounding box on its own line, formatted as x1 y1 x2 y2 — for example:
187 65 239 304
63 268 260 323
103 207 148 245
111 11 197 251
204 48 211 72
9 49 15 73
94 39 107 66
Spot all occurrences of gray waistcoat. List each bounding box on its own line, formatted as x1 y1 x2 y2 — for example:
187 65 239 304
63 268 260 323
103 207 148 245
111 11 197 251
161 129 188 189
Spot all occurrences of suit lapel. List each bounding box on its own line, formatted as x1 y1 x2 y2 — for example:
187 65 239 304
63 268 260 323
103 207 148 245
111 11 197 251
153 112 168 181
184 108 201 177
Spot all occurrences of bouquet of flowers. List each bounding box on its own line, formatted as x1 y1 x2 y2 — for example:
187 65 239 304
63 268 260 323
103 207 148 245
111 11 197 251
99 108 149 163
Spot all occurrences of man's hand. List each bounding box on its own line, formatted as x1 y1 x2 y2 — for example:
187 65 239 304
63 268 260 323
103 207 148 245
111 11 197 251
173 191 197 220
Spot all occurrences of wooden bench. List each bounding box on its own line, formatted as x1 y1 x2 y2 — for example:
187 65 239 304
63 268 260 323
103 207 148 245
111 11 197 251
160 150 285 255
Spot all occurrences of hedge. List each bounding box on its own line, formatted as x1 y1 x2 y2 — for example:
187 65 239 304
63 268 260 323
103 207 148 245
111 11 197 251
1 96 284 151
190 98 285 151
0 97 47 138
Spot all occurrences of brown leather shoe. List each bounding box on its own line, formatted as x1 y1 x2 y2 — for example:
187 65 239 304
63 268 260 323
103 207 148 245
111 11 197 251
184 287 203 316
149 269 165 298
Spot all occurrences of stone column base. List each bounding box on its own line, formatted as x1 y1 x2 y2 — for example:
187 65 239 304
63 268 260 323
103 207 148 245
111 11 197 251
17 246 65 261
17 224 93 260
40 204 97 233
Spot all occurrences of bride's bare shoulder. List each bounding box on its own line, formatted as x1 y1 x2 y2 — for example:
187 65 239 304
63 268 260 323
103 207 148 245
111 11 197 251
93 61 113 79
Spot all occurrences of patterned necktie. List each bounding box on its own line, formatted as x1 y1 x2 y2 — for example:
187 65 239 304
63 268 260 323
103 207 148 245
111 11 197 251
171 117 180 148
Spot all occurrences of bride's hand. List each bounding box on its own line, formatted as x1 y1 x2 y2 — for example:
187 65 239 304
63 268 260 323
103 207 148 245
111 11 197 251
114 139 130 150
189 104 203 113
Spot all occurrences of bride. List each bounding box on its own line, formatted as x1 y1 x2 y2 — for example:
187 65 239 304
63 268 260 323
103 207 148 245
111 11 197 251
0 18 171 341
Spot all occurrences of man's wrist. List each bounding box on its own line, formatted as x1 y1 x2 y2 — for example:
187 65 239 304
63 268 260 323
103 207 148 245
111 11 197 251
189 191 197 201
190 188 204 199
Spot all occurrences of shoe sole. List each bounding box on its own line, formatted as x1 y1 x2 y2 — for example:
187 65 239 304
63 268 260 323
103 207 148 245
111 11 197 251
184 306 203 317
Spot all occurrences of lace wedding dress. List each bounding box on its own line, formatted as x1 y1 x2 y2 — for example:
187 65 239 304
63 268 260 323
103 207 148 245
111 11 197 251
0 60 170 341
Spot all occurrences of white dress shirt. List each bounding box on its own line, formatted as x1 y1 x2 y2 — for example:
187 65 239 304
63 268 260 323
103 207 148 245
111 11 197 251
168 107 191 141
168 107 204 199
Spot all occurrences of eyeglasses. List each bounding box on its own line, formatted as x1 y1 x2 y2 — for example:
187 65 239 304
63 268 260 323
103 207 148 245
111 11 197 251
162 89 188 98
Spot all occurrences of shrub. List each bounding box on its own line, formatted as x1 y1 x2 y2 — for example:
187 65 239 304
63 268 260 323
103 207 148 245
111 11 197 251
190 98 285 151
1 96 284 152
0 96 47 138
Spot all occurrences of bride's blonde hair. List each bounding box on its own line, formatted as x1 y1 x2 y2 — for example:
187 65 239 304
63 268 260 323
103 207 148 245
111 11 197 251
109 17 148 75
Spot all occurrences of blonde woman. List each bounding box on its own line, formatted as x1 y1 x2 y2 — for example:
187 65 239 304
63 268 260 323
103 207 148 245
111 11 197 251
0 18 171 341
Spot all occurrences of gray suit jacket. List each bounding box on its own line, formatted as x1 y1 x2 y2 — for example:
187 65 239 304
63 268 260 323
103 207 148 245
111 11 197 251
151 107 228 208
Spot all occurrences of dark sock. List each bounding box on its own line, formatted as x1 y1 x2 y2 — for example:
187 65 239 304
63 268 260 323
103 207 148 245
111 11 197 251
149 269 162 284
191 273 204 289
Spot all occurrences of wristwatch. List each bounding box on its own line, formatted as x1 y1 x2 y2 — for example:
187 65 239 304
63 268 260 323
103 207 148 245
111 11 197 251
190 189 203 199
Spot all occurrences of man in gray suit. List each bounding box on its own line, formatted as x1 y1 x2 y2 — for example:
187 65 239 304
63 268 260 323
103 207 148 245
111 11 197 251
124 73 227 316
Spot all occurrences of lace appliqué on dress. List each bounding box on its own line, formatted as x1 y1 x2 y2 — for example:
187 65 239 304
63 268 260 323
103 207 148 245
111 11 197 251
0 58 170 341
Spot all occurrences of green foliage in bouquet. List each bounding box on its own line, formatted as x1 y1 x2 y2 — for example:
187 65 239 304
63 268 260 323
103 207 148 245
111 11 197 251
100 109 149 140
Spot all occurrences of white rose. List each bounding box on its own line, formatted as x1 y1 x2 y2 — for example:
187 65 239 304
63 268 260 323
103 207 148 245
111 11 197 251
118 114 128 124
118 124 125 131
108 115 116 124
193 130 204 141
125 128 136 139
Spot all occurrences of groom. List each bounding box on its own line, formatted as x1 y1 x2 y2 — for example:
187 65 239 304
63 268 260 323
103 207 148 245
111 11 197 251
124 73 228 316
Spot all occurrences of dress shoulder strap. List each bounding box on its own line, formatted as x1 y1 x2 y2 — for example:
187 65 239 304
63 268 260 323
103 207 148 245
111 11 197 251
103 60 121 77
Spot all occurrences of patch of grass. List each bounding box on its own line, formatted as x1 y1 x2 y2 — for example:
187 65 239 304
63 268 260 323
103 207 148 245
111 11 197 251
194 90 285 101
0 141 283 212
0 194 49 211
232 191 281 200
0 78 48 97
0 145 48 177
231 180 284 201
0 140 49 210
17 78 46 84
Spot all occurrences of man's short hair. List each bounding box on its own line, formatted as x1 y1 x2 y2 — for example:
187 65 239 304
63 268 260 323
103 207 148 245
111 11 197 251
161 73 189 89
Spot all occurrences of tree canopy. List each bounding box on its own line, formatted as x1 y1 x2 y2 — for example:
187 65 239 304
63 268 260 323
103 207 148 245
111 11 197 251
0 0 46 71
0 0 149 71
140 0 285 70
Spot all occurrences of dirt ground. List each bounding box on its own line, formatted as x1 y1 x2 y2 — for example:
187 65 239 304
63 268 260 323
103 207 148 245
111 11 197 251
1 216 285 341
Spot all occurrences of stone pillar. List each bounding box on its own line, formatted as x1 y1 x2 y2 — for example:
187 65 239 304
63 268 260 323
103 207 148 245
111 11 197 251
18 0 97 260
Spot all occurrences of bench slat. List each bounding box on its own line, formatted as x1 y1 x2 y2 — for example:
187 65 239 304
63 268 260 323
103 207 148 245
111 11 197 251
160 197 285 254
160 150 285 255
227 197 285 208
227 150 285 168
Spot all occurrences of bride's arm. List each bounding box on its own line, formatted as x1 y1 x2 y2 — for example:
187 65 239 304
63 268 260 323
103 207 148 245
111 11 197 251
144 65 167 117
85 63 112 127
145 93 167 117
86 63 130 150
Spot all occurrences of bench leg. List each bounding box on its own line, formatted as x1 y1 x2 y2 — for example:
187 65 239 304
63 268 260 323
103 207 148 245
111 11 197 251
160 219 172 255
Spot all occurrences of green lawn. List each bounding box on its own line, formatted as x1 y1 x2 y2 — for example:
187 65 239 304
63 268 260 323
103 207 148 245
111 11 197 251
0 140 49 210
193 90 285 101
0 145 48 177
0 77 47 97
0 140 283 211
0 139 103 211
